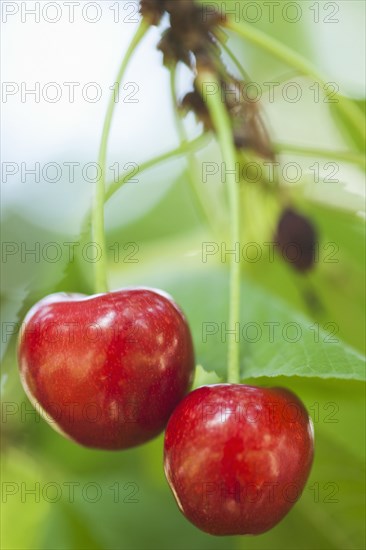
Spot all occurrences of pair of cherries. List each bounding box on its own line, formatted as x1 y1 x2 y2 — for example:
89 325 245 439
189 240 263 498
18 288 314 536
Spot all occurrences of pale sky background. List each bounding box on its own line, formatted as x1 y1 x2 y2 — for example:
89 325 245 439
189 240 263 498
1 0 365 234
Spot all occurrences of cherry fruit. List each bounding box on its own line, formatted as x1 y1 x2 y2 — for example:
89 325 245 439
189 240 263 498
164 384 314 535
18 289 195 450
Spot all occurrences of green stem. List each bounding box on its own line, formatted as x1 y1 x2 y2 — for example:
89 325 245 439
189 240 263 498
219 39 250 82
274 142 366 168
220 38 302 93
105 133 209 201
220 40 302 88
197 71 241 385
169 67 186 144
169 66 221 236
93 20 149 294
81 134 209 238
219 39 366 169
226 19 365 147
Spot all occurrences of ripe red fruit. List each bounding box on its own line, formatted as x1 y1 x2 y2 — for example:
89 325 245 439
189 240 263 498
164 384 314 535
18 289 195 450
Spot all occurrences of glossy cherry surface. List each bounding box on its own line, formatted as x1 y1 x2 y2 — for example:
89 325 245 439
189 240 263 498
18 289 195 449
164 384 314 535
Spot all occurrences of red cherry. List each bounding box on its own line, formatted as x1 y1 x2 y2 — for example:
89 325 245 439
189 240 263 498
164 384 314 535
18 288 195 450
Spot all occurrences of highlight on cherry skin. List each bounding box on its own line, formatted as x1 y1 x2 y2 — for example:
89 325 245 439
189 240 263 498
17 288 195 450
164 384 314 536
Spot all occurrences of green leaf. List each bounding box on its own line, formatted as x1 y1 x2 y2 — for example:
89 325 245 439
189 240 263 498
110 264 366 381
329 96 366 153
302 201 365 271
245 197 365 355
193 364 223 388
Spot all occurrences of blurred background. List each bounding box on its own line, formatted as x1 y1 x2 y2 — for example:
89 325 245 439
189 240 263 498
1 1 365 549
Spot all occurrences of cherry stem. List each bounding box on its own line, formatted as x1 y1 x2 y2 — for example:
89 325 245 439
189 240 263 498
219 39 251 82
81 134 209 240
220 38 302 96
274 142 366 168
93 20 149 294
169 66 223 237
106 133 209 201
226 19 365 150
197 71 241 385
219 40 365 170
